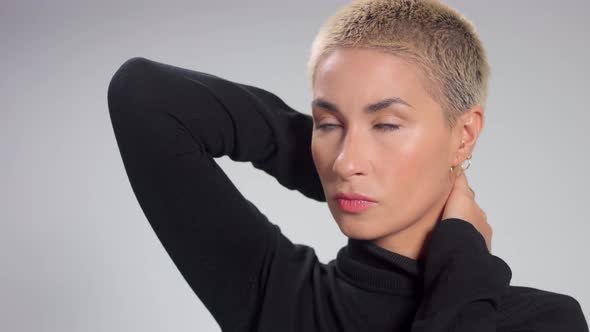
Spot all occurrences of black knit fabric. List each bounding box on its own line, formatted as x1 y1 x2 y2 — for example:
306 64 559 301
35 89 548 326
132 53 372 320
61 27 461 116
107 56 588 332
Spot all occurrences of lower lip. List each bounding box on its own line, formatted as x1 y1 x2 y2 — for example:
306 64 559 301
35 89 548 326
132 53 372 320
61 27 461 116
336 198 377 213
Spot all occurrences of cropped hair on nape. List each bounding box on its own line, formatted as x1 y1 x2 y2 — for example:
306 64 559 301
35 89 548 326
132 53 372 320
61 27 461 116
307 0 490 129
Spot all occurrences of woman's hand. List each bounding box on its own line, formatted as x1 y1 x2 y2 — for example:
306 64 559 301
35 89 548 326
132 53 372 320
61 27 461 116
441 170 492 252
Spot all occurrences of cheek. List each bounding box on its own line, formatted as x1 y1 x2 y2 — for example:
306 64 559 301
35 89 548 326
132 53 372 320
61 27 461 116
311 139 330 177
390 151 422 198
386 133 424 177
382 129 444 191
395 129 450 199
311 139 321 165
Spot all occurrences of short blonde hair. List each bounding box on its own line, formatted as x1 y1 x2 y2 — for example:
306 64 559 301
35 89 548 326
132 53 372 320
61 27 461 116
307 0 489 129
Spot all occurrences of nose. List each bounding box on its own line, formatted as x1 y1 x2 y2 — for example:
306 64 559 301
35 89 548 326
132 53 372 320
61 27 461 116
332 128 370 179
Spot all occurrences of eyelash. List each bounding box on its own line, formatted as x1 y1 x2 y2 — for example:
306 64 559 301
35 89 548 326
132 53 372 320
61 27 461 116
317 123 400 132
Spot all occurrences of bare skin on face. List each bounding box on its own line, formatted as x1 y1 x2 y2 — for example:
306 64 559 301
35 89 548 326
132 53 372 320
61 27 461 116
311 47 483 260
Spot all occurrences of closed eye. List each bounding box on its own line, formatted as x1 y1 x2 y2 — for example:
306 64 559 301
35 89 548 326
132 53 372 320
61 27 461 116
317 123 400 132
374 124 400 131
317 124 339 131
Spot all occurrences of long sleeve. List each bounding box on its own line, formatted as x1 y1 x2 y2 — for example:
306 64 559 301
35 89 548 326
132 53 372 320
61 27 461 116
106 56 323 331
411 218 513 332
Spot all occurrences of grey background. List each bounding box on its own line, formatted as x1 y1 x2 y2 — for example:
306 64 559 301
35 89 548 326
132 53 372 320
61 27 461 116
1 0 589 331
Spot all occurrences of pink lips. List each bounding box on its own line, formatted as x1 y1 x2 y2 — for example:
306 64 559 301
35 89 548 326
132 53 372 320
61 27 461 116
334 193 377 213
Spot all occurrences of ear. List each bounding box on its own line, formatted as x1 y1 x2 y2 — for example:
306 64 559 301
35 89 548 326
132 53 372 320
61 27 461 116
451 104 484 166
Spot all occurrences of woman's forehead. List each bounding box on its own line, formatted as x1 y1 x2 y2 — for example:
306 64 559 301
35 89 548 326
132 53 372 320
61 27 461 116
313 48 428 97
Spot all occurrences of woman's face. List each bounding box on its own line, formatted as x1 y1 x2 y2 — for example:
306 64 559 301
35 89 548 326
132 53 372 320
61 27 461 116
311 47 460 244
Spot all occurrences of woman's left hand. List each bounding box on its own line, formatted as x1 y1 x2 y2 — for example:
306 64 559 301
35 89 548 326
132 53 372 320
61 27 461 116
441 170 492 252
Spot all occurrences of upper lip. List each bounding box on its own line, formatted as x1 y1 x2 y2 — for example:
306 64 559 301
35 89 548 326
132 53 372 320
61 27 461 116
334 192 376 202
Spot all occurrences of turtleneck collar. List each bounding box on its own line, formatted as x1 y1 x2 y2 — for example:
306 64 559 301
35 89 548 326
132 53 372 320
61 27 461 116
334 237 424 296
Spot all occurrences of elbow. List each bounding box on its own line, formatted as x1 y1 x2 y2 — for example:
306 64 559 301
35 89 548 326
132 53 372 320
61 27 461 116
106 56 154 116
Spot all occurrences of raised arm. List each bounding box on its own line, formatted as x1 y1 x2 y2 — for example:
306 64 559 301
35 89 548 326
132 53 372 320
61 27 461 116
411 218 512 332
106 57 323 330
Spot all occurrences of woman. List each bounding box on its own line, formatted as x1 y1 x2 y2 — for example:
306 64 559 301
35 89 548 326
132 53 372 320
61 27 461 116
106 0 588 331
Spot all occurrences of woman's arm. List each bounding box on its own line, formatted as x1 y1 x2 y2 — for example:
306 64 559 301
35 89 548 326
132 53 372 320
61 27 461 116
106 57 323 330
416 218 590 332
411 218 512 332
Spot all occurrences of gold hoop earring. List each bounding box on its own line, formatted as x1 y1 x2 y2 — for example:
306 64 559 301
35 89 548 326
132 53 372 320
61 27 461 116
450 154 472 178
450 165 461 178
462 154 472 171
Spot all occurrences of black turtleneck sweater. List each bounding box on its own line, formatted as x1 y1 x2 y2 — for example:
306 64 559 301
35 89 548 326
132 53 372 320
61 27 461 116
106 56 588 332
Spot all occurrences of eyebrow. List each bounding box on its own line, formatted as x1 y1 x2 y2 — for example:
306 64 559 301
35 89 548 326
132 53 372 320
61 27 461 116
311 96 414 114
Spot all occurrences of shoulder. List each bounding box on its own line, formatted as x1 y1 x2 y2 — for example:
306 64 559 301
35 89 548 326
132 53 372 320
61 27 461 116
497 285 588 332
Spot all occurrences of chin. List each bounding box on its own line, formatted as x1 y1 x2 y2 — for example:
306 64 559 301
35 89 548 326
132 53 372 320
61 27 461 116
336 217 386 240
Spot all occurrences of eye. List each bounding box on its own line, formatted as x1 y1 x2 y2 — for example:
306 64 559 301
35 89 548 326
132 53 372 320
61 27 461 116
374 124 400 131
317 123 340 131
317 123 400 132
